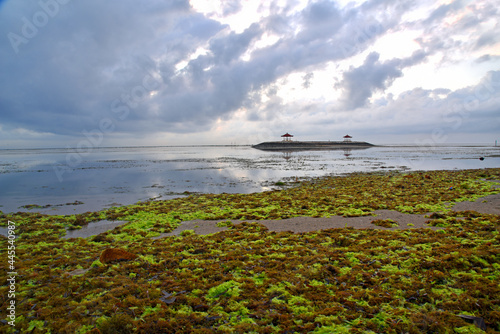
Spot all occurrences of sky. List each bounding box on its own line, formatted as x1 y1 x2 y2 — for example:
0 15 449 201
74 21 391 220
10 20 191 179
0 0 499 149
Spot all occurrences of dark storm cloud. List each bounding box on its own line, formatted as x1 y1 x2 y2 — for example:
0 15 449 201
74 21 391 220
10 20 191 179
422 0 464 25
122 0 402 128
0 0 400 137
295 1 344 44
264 14 294 35
0 0 497 146
302 73 314 88
475 30 500 49
416 0 499 58
404 70 500 135
0 0 223 135
475 54 500 63
336 50 427 110
221 0 242 17
209 23 262 65
293 70 500 141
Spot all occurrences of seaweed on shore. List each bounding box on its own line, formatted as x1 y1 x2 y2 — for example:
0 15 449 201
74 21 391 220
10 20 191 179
371 219 398 228
1 168 500 333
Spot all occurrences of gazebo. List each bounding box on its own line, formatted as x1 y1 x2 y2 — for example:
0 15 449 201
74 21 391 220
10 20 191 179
343 134 352 142
281 133 293 142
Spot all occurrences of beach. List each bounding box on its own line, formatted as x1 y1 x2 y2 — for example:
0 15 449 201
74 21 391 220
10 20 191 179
3 0 500 331
1 168 500 333
155 192 500 237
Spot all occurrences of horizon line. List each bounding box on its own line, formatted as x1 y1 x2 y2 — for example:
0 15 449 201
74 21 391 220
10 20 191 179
0 142 499 151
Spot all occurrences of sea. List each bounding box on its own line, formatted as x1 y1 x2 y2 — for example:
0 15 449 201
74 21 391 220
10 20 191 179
0 145 499 215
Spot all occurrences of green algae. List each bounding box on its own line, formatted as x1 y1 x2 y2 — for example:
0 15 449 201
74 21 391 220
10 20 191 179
371 219 399 228
206 280 241 300
1 168 500 333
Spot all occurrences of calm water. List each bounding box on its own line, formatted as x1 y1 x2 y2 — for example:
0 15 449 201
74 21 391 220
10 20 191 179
0 145 499 214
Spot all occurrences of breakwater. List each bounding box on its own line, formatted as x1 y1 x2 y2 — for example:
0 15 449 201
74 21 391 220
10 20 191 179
252 141 375 151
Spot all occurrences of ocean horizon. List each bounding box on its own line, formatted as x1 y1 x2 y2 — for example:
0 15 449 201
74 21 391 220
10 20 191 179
1 144 499 215
0 141 498 151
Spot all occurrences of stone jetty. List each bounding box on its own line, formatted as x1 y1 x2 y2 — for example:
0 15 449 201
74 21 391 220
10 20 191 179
252 140 375 151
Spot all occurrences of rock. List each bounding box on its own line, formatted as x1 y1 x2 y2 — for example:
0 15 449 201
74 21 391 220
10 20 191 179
99 248 137 264
457 314 486 331
66 268 90 276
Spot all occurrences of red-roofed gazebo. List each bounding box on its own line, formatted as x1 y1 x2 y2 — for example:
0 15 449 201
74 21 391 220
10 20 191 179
343 134 352 142
281 133 293 142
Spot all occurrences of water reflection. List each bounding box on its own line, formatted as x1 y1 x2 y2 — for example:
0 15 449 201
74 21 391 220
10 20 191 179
277 147 365 160
1 145 498 214
62 220 128 239
282 151 292 160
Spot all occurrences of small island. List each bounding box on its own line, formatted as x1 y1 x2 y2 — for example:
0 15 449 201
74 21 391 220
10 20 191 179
252 133 375 151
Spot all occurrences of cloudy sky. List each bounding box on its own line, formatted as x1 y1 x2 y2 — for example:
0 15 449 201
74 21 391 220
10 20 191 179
0 0 499 148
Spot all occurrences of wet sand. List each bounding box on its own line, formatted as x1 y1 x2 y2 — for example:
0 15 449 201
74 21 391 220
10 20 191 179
4 184 495 240
155 193 500 237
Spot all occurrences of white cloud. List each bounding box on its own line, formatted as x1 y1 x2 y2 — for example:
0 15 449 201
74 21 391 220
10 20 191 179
0 0 499 148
